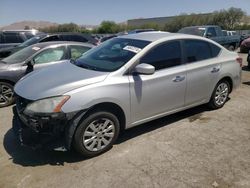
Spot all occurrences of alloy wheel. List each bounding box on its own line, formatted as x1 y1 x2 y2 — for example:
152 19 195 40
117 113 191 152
0 83 14 106
83 118 115 152
214 83 229 106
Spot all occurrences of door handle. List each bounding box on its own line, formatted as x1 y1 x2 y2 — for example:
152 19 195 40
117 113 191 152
211 67 220 73
173 75 185 82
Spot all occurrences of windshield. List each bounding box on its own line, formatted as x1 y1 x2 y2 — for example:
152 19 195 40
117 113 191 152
74 38 150 72
19 35 46 47
2 45 42 64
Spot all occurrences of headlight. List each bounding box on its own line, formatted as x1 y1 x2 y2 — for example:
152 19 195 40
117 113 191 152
24 96 70 114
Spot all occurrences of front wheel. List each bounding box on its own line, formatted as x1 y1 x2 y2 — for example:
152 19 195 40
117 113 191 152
208 80 230 109
0 82 15 108
73 111 120 157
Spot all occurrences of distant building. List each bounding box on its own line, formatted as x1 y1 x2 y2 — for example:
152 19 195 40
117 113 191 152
127 16 175 28
127 13 212 28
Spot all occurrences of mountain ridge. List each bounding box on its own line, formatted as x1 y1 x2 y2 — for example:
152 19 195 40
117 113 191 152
0 20 59 30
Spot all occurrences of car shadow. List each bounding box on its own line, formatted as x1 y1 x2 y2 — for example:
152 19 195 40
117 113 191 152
4 104 211 167
243 81 250 86
242 66 250 71
116 104 211 144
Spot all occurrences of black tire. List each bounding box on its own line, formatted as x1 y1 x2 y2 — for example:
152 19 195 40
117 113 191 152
0 82 15 108
208 80 230 110
73 111 120 157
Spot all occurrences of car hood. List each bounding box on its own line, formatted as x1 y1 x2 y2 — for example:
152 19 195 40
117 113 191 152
14 61 110 100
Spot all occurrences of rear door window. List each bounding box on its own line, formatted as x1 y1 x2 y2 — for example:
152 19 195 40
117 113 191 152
33 46 66 64
140 41 182 70
184 40 214 63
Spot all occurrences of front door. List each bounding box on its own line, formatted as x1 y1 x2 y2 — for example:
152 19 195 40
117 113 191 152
129 40 187 125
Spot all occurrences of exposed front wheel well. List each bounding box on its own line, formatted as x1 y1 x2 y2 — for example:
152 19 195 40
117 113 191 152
83 102 126 131
0 79 15 86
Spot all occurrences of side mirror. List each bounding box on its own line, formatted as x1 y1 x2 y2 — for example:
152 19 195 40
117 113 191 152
26 59 34 67
133 63 155 75
205 32 212 38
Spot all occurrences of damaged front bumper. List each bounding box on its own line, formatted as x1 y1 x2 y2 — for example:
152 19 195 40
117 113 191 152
12 96 85 151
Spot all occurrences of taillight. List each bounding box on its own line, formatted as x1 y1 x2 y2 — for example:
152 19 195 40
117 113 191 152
236 57 243 67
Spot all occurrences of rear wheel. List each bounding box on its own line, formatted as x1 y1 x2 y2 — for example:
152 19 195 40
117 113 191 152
208 80 230 109
73 111 120 157
0 82 14 108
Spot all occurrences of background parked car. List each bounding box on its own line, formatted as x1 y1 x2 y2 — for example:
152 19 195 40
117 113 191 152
240 37 250 53
127 29 156 34
0 32 98 59
0 29 40 49
99 35 117 43
0 41 93 107
178 25 240 51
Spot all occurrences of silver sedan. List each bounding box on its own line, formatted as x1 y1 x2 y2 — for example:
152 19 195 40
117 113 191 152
13 32 242 157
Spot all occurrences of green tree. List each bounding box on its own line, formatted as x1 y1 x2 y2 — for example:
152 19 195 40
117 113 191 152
164 7 246 32
97 21 120 33
224 7 245 30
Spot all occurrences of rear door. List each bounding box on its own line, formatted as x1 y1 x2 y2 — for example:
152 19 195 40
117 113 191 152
183 39 222 106
129 40 187 124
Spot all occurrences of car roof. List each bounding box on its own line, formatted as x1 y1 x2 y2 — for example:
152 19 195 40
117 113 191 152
29 41 95 49
118 31 213 43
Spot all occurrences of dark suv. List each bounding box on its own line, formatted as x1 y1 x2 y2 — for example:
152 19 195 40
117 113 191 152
0 32 98 59
0 30 39 49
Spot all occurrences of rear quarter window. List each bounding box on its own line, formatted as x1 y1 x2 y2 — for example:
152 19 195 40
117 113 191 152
210 43 221 57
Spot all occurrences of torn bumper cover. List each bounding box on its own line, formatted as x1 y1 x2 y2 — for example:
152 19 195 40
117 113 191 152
12 96 84 151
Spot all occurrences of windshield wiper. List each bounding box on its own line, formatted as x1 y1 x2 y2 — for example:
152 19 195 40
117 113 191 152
71 59 99 71
79 64 97 70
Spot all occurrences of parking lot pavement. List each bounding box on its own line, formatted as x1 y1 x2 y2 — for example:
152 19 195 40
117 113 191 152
0 53 250 188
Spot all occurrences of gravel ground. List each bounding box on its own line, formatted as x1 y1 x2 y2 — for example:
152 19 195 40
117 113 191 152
0 53 250 188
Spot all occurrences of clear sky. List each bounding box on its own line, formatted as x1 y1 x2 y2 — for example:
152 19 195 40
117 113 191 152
1 0 250 26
